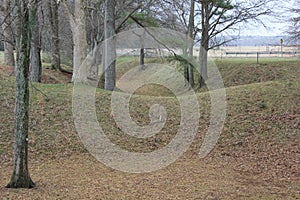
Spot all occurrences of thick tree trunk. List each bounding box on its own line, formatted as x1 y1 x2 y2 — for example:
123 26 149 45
12 0 21 77
198 2 209 88
104 0 116 91
6 0 34 189
1 0 15 67
30 5 42 82
48 0 61 71
199 44 208 88
71 0 88 82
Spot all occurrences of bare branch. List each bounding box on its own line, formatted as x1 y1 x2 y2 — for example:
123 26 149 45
115 3 142 33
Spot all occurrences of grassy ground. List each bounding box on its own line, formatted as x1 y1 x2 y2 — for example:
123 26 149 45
0 57 299 199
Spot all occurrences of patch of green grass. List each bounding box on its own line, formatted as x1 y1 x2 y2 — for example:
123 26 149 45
215 58 300 88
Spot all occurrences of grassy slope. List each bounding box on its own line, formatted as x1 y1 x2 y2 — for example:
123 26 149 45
0 58 299 199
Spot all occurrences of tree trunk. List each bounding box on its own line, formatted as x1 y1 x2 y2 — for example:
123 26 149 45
70 0 88 82
199 44 208 88
12 0 21 77
188 60 195 87
48 0 61 71
184 64 189 86
187 0 195 87
30 4 42 82
140 48 145 70
89 41 102 80
182 48 189 85
104 0 116 91
198 2 209 88
6 0 34 188
1 0 15 67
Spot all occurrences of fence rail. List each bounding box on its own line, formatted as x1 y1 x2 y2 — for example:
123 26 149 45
225 51 300 55
209 45 300 58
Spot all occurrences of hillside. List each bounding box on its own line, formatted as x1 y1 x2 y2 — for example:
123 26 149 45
0 58 299 199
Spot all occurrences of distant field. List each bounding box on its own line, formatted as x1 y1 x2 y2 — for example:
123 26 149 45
209 45 300 58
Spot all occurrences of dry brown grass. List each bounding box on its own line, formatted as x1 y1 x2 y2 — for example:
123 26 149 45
0 58 299 199
1 154 299 199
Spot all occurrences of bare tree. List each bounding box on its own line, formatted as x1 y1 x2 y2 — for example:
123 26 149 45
197 0 272 87
187 0 195 87
104 0 116 91
287 0 300 41
154 0 189 31
0 0 15 66
48 0 61 70
30 2 42 82
62 0 88 82
154 0 197 86
6 0 36 189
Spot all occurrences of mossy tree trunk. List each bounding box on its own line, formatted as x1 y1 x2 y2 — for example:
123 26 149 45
6 0 35 189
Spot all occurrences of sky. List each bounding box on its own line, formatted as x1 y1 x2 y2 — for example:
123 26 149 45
234 0 295 36
239 17 287 36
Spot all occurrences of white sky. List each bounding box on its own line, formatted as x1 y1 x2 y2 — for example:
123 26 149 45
234 0 295 36
239 17 287 36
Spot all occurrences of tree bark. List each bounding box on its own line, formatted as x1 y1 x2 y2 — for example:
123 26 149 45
140 48 145 70
183 48 189 85
62 0 88 81
48 0 61 71
71 0 88 82
89 41 102 80
1 0 15 67
198 1 209 88
12 0 21 77
187 0 195 87
6 0 34 189
104 0 116 91
30 4 42 82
